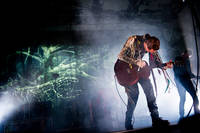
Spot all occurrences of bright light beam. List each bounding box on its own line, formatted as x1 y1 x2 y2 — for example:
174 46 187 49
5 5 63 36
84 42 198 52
0 91 24 124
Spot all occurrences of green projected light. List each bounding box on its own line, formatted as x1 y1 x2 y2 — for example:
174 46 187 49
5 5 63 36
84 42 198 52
0 44 113 105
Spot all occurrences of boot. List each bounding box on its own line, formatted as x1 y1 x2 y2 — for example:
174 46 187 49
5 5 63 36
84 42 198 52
152 117 170 128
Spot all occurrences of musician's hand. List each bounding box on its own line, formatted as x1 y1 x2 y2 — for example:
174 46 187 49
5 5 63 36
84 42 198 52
164 60 173 70
136 60 146 68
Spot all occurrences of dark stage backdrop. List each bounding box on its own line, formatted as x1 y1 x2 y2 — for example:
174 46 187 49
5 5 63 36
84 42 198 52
1 0 200 132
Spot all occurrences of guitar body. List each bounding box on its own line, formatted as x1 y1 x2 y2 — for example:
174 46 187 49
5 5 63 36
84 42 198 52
137 63 151 79
114 60 151 86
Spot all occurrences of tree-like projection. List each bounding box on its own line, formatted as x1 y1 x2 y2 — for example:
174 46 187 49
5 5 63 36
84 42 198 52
0 43 114 106
1 44 107 104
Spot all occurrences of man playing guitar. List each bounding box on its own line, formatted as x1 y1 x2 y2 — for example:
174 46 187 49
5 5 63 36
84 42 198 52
114 34 173 130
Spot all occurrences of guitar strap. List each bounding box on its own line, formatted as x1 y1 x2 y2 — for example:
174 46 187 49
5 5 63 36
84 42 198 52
162 69 170 93
155 52 171 93
151 69 158 97
149 53 158 97
149 52 170 95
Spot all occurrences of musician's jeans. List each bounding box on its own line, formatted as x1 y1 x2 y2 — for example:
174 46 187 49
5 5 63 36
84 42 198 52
125 78 159 127
174 75 200 118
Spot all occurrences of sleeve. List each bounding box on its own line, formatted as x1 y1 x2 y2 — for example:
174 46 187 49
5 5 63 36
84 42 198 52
118 36 139 65
185 59 196 78
149 52 167 69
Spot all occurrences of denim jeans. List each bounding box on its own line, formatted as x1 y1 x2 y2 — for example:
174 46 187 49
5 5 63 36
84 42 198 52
125 78 159 127
174 75 200 118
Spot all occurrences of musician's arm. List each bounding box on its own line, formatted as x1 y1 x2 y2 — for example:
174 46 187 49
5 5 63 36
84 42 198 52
149 53 165 68
149 53 173 69
185 59 198 78
118 48 138 65
118 36 138 65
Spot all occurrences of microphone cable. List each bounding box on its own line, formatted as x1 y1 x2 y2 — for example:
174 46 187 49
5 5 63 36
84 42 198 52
114 75 127 106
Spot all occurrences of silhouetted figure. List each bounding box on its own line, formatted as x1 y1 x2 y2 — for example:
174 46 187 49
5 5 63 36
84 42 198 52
173 50 200 119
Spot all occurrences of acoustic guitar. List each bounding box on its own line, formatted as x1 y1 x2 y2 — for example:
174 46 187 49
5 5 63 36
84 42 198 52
114 59 151 86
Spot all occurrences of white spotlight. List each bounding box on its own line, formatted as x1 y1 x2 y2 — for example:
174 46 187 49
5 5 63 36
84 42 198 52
0 92 24 123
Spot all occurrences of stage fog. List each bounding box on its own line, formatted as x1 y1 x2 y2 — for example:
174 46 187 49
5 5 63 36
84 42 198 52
0 0 199 132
